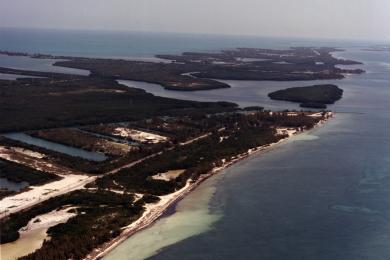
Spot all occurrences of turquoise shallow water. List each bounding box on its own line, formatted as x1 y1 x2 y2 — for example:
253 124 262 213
1 29 390 259
104 174 223 260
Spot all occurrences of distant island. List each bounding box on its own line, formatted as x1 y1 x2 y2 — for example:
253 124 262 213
268 84 344 108
363 46 390 52
1 47 364 91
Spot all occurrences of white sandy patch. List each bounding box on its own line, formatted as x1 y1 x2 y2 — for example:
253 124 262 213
181 72 199 78
20 207 76 233
113 128 168 144
152 170 185 181
108 189 125 195
286 112 299 117
133 193 143 202
276 128 298 137
308 112 324 118
11 147 45 159
0 145 95 219
179 132 211 146
219 136 229 143
125 181 192 230
0 174 93 218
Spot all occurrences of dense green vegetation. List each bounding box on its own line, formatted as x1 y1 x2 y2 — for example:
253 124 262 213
0 160 60 185
156 47 363 81
96 112 321 195
256 111 321 128
95 127 280 195
1 47 364 94
53 47 364 92
0 76 236 133
268 84 343 108
55 58 230 91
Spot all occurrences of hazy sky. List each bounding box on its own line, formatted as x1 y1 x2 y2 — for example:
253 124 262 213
1 0 389 41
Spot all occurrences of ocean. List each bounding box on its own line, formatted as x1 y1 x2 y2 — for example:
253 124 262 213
0 27 376 58
1 28 390 260
107 46 390 260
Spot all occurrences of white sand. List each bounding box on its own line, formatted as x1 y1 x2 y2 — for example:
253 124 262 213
0 174 93 218
286 112 299 117
308 112 324 118
179 133 211 146
113 128 168 144
0 145 95 219
20 207 77 233
11 147 45 159
152 170 185 181
276 128 298 137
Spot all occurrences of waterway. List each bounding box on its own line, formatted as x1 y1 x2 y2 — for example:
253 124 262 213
3 133 107 162
0 73 42 80
0 178 28 191
0 53 89 76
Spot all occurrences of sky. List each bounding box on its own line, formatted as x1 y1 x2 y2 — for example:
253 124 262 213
1 0 389 41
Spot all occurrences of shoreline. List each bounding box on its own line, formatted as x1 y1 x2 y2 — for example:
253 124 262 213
87 112 334 260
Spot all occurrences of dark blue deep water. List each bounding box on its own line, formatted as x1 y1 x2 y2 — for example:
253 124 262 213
146 49 390 260
1 28 390 260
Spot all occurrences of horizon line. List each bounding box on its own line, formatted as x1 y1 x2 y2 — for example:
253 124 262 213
1 26 389 45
